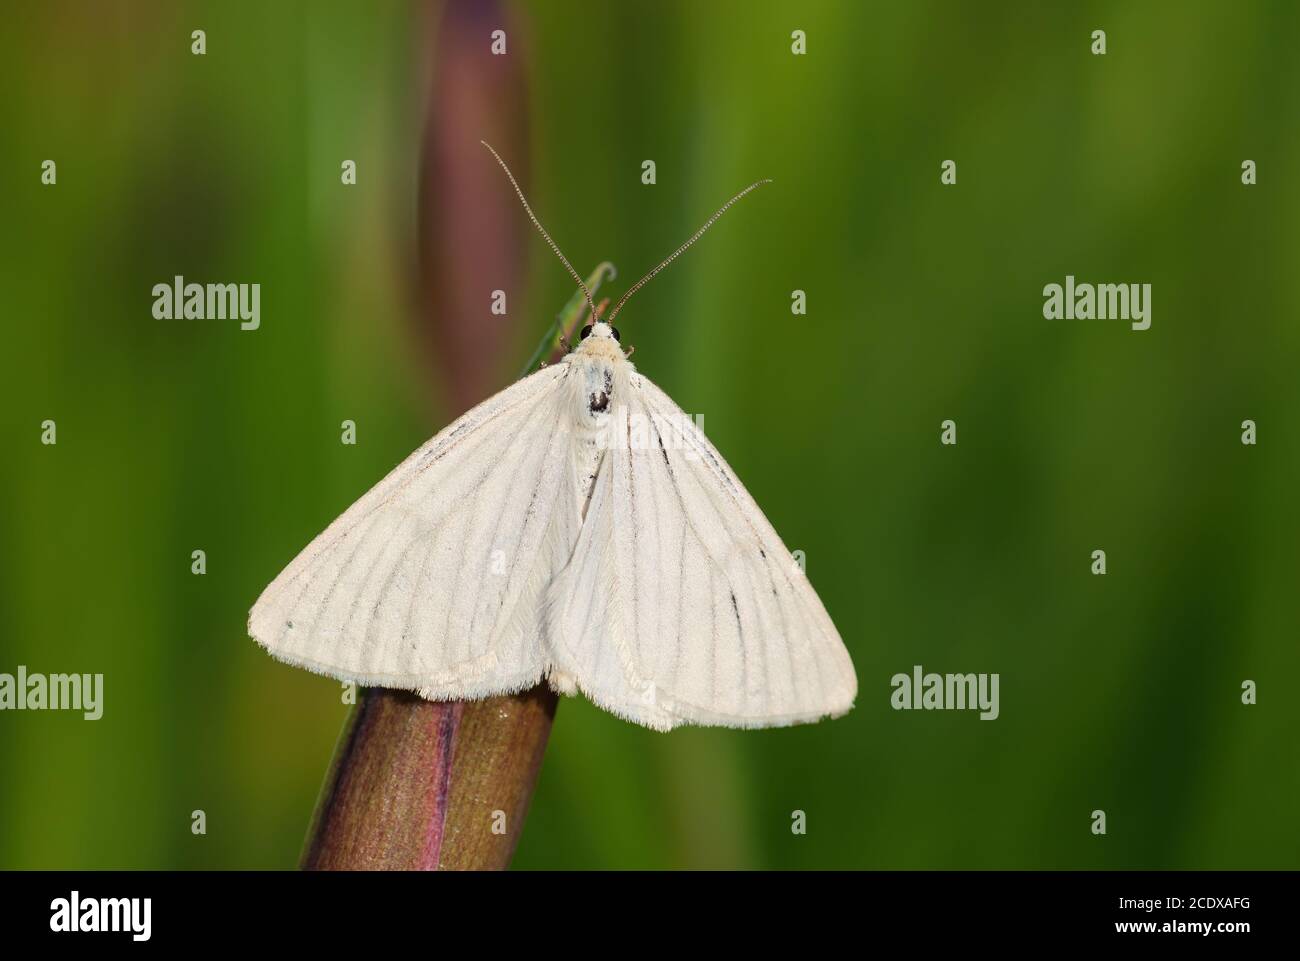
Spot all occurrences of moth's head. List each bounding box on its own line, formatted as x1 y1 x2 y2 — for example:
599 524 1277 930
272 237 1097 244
578 321 621 346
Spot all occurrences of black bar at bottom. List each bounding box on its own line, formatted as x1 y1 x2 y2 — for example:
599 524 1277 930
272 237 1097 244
0 869 1280 947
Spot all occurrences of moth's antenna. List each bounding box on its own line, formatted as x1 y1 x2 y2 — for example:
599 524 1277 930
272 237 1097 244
481 141 600 324
607 178 772 323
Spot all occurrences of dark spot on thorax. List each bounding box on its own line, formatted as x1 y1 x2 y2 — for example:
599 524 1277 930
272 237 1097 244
588 369 614 414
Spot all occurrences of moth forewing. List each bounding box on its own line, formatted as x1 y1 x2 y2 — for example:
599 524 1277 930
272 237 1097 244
248 364 578 700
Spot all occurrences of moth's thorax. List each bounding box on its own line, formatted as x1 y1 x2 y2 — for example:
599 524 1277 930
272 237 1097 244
567 323 630 420
566 344 628 517
567 350 626 424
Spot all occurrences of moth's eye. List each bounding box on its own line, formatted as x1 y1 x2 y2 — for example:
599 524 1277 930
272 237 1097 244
610 326 621 342
579 325 593 340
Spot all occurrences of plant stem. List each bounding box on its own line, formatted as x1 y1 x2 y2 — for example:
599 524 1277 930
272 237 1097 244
301 688 557 870
519 261 617 377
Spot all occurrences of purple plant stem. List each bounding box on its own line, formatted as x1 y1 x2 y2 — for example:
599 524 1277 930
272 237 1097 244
301 0 557 872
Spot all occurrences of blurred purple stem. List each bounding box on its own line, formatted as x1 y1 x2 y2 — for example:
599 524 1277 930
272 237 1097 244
302 0 553 871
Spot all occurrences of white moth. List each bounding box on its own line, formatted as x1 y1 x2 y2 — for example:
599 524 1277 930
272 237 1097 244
248 143 857 731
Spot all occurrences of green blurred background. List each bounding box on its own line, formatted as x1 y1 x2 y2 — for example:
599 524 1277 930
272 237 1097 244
2 0 1297 870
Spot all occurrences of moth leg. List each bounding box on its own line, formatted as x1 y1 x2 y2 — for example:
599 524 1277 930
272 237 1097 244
623 345 636 359
547 668 578 696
